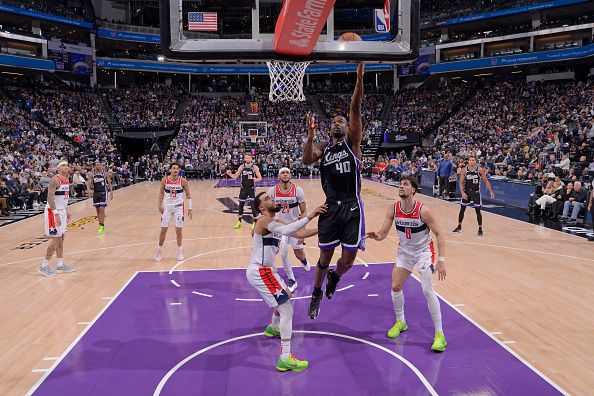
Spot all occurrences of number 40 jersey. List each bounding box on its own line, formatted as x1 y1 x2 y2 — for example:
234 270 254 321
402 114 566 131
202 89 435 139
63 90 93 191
320 139 361 203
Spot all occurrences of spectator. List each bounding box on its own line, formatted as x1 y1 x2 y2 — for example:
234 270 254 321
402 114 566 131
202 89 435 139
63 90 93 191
437 153 454 198
561 181 587 223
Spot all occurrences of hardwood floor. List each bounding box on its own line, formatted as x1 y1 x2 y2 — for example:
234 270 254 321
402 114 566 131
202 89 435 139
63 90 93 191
1 179 592 395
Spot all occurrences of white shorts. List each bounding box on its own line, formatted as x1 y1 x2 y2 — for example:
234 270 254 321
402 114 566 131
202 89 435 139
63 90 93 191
44 207 67 237
395 251 434 274
246 265 289 308
282 235 304 250
161 204 184 228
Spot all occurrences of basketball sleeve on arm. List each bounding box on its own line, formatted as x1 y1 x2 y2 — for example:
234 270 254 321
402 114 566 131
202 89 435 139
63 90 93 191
296 186 305 203
268 218 309 236
268 186 275 198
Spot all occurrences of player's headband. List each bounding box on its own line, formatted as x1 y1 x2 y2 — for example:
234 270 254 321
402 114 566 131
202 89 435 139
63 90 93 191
278 167 291 176
56 161 69 169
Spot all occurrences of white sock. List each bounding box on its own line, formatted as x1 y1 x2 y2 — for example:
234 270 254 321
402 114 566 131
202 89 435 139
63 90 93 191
277 302 293 339
41 259 49 268
280 340 291 360
280 240 295 280
271 312 280 328
391 290 405 322
177 246 183 253
57 258 64 268
421 270 443 334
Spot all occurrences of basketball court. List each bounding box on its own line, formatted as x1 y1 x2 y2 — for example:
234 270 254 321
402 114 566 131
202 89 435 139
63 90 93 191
1 178 593 395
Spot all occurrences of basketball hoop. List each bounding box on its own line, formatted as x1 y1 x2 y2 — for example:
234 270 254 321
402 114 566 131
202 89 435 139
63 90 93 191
266 60 310 102
249 130 258 145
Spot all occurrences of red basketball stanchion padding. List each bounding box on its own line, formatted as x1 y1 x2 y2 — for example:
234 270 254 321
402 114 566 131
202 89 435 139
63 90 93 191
274 0 336 56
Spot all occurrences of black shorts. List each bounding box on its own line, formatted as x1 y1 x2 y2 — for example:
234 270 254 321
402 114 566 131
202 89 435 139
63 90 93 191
318 199 365 252
461 189 482 208
93 191 108 207
238 186 255 202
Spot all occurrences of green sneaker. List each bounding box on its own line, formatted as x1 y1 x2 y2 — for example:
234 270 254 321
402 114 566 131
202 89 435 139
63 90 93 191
431 332 447 352
97 225 105 235
276 354 309 372
233 220 242 229
264 325 280 338
387 320 408 338
250 222 255 230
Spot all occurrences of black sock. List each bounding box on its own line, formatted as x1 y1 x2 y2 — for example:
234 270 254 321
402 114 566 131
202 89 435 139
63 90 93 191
100 223 104 226
313 287 323 297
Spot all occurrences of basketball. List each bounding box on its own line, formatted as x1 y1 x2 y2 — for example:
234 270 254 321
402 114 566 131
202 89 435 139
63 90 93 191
339 32 362 42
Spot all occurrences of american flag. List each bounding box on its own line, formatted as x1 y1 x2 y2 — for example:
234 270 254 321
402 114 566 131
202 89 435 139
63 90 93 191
188 12 218 31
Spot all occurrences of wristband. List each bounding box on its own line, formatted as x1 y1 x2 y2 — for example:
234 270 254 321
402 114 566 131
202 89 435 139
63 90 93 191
187 199 192 210
437 256 445 263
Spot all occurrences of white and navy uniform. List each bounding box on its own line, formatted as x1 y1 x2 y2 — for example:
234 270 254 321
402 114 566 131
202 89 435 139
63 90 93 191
394 201 435 274
44 175 69 237
246 231 289 308
238 163 256 202
92 171 109 207
161 176 185 228
318 138 365 251
461 165 482 208
268 182 305 250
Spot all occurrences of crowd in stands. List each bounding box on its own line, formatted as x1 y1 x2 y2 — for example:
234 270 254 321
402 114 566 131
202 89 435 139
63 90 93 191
421 0 534 24
165 95 322 179
0 78 134 217
106 83 184 130
317 93 385 136
0 0 93 22
386 84 468 137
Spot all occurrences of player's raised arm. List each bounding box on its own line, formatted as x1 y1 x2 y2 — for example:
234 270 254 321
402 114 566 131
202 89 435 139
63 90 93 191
226 165 244 179
421 205 446 281
348 64 364 157
253 165 263 183
366 203 395 241
303 113 324 165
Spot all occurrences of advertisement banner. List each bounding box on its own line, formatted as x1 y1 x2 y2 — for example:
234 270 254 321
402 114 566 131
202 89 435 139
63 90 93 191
384 131 421 144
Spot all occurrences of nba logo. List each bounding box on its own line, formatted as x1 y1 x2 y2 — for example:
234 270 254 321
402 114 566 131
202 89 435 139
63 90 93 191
375 1 390 33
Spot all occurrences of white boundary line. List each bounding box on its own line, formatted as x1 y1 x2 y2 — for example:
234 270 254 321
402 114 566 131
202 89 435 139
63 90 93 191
0 235 251 268
410 274 568 395
170 280 181 288
234 298 262 302
25 272 139 396
151 330 438 396
191 291 213 298
447 240 594 262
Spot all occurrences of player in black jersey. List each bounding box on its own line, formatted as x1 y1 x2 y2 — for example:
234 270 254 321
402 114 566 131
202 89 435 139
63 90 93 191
303 64 365 319
452 156 494 237
226 153 262 230
87 161 113 235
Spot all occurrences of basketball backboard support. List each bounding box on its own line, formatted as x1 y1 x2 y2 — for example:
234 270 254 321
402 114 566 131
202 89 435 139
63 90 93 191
159 0 419 63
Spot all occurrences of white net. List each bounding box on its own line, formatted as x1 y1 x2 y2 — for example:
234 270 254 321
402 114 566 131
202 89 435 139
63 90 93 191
266 60 310 102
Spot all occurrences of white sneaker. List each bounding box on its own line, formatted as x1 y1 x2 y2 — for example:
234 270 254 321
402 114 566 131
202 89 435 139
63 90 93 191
288 279 298 293
176 250 184 261
38 265 57 277
301 261 311 271
155 247 164 262
56 264 76 273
